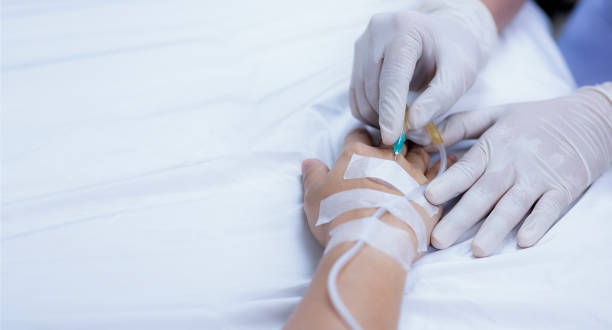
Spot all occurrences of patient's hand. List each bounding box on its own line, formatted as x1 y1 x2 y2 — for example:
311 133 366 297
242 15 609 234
301 128 455 252
288 128 455 330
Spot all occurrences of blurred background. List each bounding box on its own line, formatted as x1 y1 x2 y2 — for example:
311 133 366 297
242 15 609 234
536 0 611 85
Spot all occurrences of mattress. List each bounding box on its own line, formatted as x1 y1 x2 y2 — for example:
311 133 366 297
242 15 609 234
2 0 611 329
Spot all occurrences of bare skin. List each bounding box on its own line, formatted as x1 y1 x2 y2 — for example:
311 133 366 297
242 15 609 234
481 0 526 31
285 129 456 329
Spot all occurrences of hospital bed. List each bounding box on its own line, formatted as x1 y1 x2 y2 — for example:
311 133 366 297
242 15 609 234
1 0 611 329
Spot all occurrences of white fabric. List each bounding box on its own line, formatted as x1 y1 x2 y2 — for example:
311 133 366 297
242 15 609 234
2 1 611 330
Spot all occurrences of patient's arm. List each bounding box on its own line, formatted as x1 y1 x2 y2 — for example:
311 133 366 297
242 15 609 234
285 129 455 330
481 0 526 31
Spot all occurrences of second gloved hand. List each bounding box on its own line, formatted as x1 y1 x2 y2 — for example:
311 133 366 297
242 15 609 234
426 84 612 257
349 0 497 146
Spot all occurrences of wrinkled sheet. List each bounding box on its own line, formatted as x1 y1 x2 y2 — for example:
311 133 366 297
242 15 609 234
2 0 611 329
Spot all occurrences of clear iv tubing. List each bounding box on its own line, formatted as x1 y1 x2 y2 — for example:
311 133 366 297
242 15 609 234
327 137 447 330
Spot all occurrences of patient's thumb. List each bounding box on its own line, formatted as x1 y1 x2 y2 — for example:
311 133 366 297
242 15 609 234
301 159 329 191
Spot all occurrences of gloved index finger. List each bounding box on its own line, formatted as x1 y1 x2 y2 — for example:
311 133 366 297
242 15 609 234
378 34 423 146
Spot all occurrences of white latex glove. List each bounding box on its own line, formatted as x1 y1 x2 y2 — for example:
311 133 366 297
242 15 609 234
349 0 497 146
426 83 612 257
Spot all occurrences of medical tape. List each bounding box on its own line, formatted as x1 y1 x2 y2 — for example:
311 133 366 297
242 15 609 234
316 189 428 251
344 154 420 195
325 217 416 270
344 154 439 217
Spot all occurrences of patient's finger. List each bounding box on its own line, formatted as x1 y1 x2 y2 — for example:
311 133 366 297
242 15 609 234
343 128 373 147
302 158 329 192
404 146 429 173
425 154 457 181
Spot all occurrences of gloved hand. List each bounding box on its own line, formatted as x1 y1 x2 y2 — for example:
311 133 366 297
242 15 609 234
426 83 612 257
349 0 497 146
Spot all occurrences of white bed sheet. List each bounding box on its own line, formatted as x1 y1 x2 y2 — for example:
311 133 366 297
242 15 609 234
2 0 611 329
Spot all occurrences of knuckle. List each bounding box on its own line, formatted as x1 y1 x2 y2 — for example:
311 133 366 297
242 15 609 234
390 11 414 30
344 142 370 156
469 184 490 199
396 27 422 46
505 189 533 210
475 140 491 163
452 161 478 181
368 12 388 29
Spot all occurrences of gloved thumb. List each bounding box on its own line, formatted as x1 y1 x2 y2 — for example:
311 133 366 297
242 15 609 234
429 105 503 149
378 37 423 146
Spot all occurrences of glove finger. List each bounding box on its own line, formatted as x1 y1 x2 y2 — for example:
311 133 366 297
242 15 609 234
406 57 466 129
516 190 570 248
378 32 423 145
425 139 489 205
405 126 432 146
349 45 371 125
349 74 367 124
350 86 376 127
364 49 382 113
357 79 379 127
431 168 514 249
434 106 503 148
425 154 457 181
471 185 540 257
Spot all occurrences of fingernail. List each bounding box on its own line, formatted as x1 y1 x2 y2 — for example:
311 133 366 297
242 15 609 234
425 182 440 204
471 243 488 258
431 225 452 249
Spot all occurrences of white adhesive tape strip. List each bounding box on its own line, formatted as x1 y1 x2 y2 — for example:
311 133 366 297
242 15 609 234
344 154 419 195
316 188 398 226
344 154 438 217
316 189 428 251
325 217 415 270
383 196 428 252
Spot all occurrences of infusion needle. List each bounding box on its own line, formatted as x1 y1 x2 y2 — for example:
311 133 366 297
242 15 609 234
393 122 444 160
393 132 406 160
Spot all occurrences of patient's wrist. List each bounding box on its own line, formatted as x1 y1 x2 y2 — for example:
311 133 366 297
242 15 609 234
320 240 408 329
